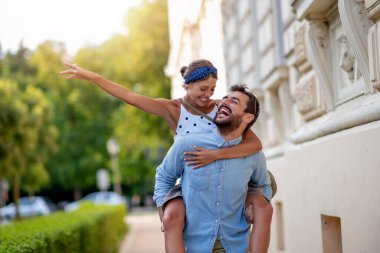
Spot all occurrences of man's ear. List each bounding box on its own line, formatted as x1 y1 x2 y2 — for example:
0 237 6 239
243 113 255 124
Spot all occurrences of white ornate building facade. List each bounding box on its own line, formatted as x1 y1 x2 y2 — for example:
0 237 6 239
166 0 380 252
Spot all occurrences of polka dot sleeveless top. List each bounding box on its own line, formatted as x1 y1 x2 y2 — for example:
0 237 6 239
174 104 217 139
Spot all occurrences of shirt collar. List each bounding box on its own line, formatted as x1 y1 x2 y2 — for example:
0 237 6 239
212 127 243 148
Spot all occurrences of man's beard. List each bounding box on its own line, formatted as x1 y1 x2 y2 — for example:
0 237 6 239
214 114 242 134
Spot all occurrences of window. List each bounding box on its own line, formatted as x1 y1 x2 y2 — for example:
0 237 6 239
321 214 343 253
275 202 285 251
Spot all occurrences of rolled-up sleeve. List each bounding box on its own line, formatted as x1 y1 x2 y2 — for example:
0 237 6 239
249 151 272 202
153 138 185 207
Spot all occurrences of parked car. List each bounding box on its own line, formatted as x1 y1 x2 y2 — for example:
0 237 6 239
64 191 127 212
0 196 56 220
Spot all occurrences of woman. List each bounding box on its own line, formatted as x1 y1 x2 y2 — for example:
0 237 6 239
60 59 272 253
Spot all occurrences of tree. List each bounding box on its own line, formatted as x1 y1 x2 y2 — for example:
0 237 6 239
109 0 172 198
29 42 115 200
0 77 56 218
21 163 49 196
0 0 172 206
68 0 172 199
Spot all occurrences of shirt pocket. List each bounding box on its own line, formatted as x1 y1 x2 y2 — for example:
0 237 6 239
189 166 211 191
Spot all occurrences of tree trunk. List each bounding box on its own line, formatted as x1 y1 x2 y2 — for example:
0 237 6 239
0 176 4 222
74 187 82 201
13 173 21 220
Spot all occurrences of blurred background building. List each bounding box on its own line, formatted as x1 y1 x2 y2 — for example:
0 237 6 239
165 0 227 99
166 0 380 252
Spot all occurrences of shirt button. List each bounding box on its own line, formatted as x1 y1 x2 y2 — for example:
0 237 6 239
216 202 220 206
216 219 219 223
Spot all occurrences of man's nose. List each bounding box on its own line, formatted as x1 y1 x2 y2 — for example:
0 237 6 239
221 97 232 104
218 101 229 109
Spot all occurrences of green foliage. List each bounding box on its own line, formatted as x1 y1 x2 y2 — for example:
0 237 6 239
0 205 126 253
124 0 170 82
1 43 36 79
0 72 57 212
73 0 172 197
0 0 172 203
25 41 116 193
0 79 28 176
111 0 172 196
21 163 50 196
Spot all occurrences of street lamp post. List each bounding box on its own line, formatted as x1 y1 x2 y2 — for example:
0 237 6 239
106 138 122 194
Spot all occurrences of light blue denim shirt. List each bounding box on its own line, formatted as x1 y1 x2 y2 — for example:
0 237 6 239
154 128 272 253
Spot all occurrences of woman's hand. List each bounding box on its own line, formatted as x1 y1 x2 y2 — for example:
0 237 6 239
60 62 97 81
184 145 218 169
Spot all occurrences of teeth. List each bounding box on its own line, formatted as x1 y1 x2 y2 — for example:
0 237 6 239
218 107 230 117
220 108 230 114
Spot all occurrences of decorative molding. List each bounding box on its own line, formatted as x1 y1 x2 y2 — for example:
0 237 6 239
366 0 380 90
262 66 289 91
263 143 285 160
290 92 380 143
338 0 374 93
305 20 335 111
368 22 380 89
291 0 337 20
366 0 380 20
295 74 326 120
296 76 316 114
294 24 311 73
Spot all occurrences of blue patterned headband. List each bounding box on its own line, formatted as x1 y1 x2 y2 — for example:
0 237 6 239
184 66 218 84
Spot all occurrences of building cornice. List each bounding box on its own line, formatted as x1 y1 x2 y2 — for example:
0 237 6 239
290 92 380 143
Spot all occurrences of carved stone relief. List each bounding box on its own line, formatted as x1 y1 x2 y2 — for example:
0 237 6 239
296 77 314 114
331 21 369 104
292 20 331 121
305 20 335 111
368 22 380 89
338 36 355 82
366 0 380 90
339 0 374 92
295 74 326 121
365 0 380 20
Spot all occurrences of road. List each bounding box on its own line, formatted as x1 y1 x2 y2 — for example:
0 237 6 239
119 208 165 253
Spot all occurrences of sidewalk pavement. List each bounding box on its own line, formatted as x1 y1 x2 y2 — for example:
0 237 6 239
119 207 165 253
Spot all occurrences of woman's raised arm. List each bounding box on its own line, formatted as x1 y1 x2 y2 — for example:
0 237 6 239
184 129 262 169
60 62 179 130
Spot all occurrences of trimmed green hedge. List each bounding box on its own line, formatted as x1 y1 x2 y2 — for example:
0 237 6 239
0 204 127 253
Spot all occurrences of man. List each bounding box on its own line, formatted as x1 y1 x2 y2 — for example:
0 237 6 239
154 84 272 253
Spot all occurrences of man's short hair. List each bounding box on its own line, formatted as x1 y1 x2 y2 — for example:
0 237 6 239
229 84 260 131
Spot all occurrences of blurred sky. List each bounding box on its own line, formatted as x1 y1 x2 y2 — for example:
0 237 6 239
0 0 142 56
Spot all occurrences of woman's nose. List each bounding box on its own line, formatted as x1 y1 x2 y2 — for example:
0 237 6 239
205 90 213 98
